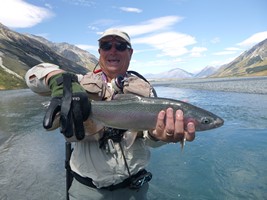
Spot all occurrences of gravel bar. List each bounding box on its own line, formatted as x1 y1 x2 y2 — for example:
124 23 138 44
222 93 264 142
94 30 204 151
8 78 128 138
151 76 267 95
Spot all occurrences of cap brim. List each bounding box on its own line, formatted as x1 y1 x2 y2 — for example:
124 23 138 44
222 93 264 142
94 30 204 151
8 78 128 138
98 29 131 45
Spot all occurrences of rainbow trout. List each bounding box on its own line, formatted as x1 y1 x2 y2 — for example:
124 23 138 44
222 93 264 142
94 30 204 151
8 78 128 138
90 94 224 132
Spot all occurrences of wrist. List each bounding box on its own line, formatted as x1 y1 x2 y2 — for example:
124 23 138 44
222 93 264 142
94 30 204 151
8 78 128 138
45 70 65 85
48 73 65 97
147 130 159 141
48 72 86 97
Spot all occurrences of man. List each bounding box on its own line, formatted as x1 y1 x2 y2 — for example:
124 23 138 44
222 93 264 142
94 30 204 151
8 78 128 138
25 29 195 200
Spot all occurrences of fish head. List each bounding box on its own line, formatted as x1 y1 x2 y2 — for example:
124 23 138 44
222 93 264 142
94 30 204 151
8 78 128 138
184 109 224 131
198 115 224 131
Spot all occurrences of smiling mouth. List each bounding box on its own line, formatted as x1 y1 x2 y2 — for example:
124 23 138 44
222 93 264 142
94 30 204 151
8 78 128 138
108 59 120 63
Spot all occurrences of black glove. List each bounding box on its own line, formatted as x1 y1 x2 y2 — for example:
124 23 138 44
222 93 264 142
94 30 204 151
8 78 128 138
43 72 90 140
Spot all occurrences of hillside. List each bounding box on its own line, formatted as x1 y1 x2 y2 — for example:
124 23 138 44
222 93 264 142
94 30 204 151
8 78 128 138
0 23 98 90
145 38 267 80
194 66 218 78
145 68 193 80
212 38 267 77
25 34 97 70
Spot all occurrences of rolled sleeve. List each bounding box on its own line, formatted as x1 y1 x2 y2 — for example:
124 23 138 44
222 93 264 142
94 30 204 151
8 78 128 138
25 63 60 95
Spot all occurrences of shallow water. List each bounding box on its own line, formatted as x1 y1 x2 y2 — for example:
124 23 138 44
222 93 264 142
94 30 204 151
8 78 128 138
0 90 66 200
0 83 266 200
147 86 267 200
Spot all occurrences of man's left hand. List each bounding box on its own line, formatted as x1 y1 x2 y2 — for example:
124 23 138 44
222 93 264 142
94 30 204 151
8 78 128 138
150 108 195 143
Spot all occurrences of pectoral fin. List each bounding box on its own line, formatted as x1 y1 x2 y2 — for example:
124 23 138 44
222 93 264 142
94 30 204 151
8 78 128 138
123 130 138 149
180 137 186 152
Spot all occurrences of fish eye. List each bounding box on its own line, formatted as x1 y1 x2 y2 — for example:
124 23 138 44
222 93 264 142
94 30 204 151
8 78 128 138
201 117 211 124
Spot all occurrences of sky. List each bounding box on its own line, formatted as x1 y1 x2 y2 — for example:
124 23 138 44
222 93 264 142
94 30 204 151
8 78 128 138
0 0 267 75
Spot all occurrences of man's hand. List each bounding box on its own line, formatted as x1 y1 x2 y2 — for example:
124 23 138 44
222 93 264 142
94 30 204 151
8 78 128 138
43 72 90 140
150 108 195 143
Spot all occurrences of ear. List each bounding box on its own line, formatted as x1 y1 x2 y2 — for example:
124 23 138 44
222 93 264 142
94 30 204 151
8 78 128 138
98 49 100 54
129 48 133 58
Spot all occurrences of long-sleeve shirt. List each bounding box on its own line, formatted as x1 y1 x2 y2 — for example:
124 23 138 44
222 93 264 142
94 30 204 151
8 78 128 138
25 63 165 188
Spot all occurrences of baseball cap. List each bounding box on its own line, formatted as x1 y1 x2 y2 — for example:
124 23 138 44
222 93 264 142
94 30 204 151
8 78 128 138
98 29 131 46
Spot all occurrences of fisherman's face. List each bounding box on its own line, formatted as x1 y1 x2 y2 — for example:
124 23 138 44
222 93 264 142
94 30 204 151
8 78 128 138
98 36 133 81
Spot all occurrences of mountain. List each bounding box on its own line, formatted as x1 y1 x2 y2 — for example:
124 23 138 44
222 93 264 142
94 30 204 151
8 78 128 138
212 38 267 77
145 68 193 80
25 34 97 70
145 66 218 80
0 23 98 90
145 38 267 80
1 22 267 89
194 66 218 78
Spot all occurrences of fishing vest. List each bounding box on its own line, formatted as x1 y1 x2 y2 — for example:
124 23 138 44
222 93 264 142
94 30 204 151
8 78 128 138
80 71 155 100
70 71 156 143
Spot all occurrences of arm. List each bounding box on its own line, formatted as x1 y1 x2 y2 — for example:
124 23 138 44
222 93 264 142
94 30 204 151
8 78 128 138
25 63 90 140
25 62 83 95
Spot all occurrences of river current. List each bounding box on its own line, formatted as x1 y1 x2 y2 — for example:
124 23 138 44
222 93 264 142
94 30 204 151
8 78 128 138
0 78 267 200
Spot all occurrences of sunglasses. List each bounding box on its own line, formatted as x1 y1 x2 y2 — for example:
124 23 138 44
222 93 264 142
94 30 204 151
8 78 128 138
100 41 131 52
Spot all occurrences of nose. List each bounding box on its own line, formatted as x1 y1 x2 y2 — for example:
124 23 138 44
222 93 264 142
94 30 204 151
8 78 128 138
109 44 118 52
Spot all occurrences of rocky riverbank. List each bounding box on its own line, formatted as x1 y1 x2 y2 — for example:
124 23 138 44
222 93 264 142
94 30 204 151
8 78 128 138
151 76 267 95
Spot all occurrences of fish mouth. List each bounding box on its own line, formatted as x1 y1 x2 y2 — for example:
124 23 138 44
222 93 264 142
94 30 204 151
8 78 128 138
214 117 224 128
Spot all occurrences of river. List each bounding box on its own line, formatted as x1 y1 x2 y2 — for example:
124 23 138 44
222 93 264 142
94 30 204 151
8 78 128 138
0 77 267 200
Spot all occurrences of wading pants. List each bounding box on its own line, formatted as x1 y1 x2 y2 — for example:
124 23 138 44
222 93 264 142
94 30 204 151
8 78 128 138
68 179 149 200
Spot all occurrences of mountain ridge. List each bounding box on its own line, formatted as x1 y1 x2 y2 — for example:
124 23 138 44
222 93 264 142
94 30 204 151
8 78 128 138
145 38 267 80
145 68 193 79
211 38 267 77
25 34 97 69
0 23 98 89
1 23 267 89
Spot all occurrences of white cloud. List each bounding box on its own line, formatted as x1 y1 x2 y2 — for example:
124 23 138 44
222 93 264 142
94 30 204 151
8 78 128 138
45 3 53 10
134 32 196 57
213 47 241 56
116 16 184 36
225 47 241 51
0 0 53 28
119 7 142 13
63 0 95 7
213 51 237 55
91 19 120 32
103 16 194 58
237 31 267 47
190 47 207 57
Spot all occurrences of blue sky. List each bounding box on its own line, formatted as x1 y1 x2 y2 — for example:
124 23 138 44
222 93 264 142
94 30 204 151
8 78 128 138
1 0 267 74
